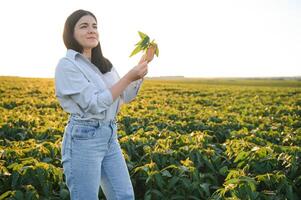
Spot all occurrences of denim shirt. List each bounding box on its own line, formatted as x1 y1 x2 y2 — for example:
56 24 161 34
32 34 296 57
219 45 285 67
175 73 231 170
55 49 143 120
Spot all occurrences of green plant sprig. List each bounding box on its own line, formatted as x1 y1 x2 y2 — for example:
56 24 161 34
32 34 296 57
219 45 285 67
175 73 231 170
129 31 159 58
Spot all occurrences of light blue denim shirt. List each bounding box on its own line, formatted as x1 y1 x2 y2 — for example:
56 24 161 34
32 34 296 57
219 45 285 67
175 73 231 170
55 49 143 120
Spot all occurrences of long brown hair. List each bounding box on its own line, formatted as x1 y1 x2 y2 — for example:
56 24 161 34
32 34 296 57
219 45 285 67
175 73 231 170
63 9 112 73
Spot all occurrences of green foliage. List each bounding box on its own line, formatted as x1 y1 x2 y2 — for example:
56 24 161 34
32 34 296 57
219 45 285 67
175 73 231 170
129 31 159 58
0 76 300 199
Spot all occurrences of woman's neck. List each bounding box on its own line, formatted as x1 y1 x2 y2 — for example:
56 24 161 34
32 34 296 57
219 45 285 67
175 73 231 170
82 48 92 61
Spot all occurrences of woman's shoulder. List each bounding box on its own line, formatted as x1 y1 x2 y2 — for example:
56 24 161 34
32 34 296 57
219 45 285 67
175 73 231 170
56 49 81 70
55 56 78 74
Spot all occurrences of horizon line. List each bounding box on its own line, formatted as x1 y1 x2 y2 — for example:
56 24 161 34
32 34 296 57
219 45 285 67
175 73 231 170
0 75 301 79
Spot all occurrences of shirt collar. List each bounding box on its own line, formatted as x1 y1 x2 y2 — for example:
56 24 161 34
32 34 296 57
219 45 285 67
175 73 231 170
66 49 80 60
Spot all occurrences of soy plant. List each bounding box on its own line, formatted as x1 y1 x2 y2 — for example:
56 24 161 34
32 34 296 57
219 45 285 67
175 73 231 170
129 31 159 63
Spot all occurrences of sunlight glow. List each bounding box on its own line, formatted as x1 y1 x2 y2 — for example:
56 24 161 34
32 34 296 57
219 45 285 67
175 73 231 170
0 0 300 78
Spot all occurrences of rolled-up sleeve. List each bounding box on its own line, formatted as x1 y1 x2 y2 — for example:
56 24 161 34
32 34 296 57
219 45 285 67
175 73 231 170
55 59 113 114
121 78 143 103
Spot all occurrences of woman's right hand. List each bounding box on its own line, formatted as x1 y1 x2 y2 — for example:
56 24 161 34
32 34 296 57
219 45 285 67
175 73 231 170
126 59 148 82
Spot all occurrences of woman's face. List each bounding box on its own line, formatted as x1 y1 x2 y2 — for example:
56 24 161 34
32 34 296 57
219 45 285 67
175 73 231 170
74 15 99 51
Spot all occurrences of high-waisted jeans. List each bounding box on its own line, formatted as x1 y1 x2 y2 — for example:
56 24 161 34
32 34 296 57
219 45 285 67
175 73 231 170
61 116 135 200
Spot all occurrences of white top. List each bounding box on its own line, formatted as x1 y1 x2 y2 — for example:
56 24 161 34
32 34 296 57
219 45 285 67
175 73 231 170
55 49 143 120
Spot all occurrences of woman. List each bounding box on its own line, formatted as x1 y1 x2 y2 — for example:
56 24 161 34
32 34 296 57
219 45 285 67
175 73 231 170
55 9 151 200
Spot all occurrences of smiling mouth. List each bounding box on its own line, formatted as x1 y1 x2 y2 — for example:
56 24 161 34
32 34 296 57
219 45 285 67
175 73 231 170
87 36 97 40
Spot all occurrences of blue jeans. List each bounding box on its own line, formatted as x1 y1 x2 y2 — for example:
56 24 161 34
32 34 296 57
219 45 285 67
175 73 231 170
61 116 135 200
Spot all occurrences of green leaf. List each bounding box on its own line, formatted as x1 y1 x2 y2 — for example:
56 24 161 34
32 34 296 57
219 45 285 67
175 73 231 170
14 190 24 200
161 164 178 171
144 190 152 200
170 195 185 200
59 189 69 200
138 31 147 39
129 45 142 57
188 196 201 200
234 151 249 163
168 176 179 189
135 38 144 45
155 46 159 57
219 166 228 176
140 36 150 49
225 178 239 184
25 189 39 200
181 178 191 188
202 155 216 173
154 174 165 189
0 191 13 199
161 169 172 177
151 189 163 198
248 181 257 191
200 183 211 197
12 172 20 188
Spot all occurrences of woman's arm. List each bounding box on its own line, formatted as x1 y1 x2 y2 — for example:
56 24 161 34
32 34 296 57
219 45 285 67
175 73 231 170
55 59 114 114
110 60 148 101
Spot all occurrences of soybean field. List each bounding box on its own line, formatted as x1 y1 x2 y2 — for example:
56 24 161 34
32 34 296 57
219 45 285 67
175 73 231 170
0 76 300 200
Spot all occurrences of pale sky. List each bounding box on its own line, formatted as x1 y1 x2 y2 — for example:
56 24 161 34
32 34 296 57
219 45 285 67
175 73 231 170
0 0 300 78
